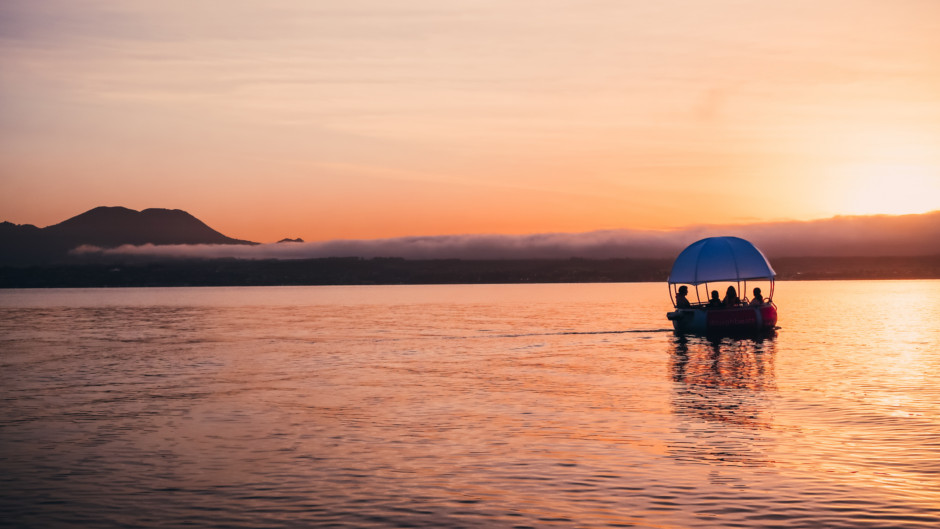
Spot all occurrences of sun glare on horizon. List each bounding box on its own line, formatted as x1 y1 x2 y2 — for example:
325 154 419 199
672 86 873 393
813 124 940 218
829 163 939 217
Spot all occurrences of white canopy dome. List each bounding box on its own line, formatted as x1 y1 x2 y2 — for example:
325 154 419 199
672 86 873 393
668 236 775 285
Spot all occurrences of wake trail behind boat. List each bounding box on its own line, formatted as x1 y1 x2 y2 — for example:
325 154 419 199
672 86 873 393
373 328 673 344
489 329 673 339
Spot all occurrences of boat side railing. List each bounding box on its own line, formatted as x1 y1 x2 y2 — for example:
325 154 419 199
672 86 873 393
679 300 774 311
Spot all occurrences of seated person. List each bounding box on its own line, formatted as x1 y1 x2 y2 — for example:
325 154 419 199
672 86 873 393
722 286 740 307
675 285 691 308
749 287 764 306
708 290 722 307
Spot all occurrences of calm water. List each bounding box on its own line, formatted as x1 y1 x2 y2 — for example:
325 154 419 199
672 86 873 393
1 281 939 528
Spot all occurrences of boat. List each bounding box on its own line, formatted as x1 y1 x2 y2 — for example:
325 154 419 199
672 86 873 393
666 236 778 335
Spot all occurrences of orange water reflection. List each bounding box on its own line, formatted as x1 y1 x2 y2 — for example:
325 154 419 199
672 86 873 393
671 334 777 426
3 283 940 527
668 334 778 468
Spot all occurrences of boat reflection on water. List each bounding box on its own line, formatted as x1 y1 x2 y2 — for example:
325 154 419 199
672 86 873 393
667 333 778 467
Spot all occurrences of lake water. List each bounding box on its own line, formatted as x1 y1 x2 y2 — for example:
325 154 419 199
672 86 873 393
1 281 939 528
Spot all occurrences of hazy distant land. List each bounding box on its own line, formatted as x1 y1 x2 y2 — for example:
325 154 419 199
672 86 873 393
3 256 939 289
1 206 939 287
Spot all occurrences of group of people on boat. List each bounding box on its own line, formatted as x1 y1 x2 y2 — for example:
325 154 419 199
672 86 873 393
675 285 765 310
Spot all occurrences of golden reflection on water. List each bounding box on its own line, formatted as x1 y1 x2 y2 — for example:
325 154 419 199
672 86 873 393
3 282 940 528
670 334 777 426
696 281 940 507
668 334 778 471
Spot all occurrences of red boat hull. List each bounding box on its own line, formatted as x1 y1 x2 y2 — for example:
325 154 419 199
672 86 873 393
667 304 777 334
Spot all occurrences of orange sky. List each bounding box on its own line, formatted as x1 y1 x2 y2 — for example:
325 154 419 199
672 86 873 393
2 1 939 242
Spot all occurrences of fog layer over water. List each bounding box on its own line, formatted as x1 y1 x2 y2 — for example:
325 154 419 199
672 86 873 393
1 282 939 528
74 211 940 260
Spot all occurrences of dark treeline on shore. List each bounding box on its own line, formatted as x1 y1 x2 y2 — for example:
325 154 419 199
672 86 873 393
2 255 939 288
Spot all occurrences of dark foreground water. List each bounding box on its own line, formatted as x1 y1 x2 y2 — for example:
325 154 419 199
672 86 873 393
1 281 939 528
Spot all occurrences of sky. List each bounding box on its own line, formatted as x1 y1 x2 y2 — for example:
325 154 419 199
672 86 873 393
2 0 939 243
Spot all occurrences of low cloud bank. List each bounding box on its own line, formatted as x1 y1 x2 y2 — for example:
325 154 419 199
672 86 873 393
74 230 683 261
74 211 940 261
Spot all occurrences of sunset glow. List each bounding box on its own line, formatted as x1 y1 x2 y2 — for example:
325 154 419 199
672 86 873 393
1 1 939 242
838 164 939 216
814 126 940 217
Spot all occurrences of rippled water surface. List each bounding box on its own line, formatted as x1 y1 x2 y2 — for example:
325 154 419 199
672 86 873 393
2 281 939 528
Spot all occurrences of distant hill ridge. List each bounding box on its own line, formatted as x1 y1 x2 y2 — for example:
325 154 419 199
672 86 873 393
0 206 255 266
48 206 253 247
2 206 939 268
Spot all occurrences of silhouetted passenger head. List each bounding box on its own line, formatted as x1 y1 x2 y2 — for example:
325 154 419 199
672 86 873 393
723 286 739 306
678 286 688 295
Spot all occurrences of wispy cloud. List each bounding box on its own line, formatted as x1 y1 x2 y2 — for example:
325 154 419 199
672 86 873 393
75 211 940 261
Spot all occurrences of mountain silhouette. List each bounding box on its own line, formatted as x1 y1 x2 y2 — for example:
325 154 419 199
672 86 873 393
0 206 255 266
47 207 253 247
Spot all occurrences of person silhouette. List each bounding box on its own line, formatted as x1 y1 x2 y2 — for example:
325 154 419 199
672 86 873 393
708 290 722 308
750 287 764 306
676 285 692 308
722 286 739 306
